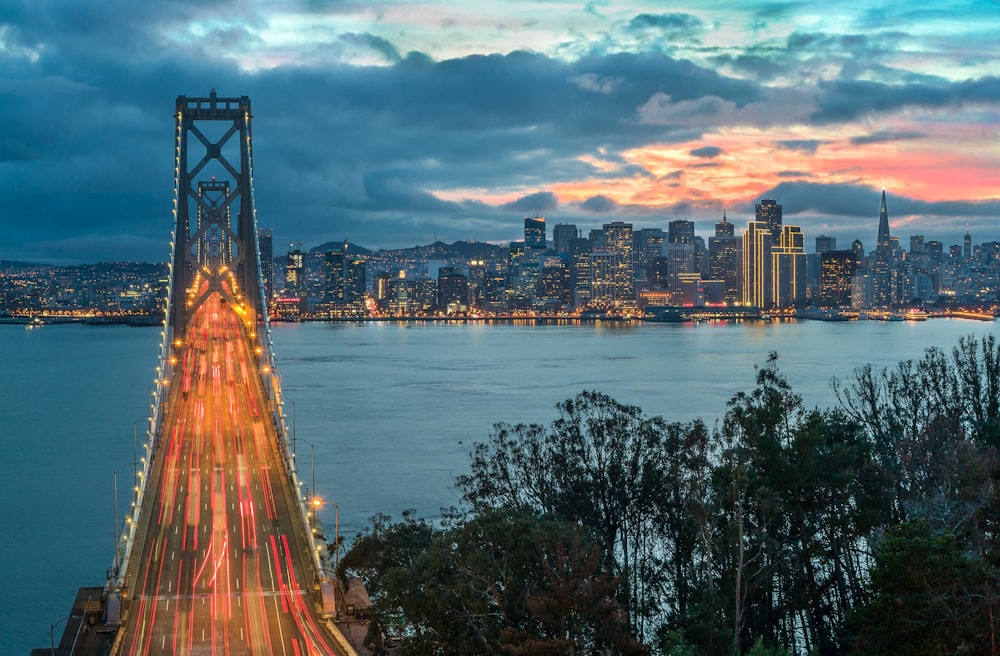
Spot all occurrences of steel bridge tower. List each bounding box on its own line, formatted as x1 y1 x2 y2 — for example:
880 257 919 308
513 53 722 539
169 91 265 341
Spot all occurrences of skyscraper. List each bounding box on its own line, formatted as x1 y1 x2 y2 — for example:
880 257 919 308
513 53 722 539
819 251 856 308
871 190 895 307
709 225 741 304
756 199 782 239
257 228 274 302
324 248 345 303
668 219 695 244
771 225 807 308
601 221 634 306
742 220 772 308
553 224 578 254
815 235 836 253
524 216 546 250
285 243 304 297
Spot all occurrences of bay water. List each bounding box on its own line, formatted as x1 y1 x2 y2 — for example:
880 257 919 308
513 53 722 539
2 318 995 650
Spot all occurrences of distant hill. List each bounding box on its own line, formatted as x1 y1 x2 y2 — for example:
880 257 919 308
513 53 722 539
308 240 504 260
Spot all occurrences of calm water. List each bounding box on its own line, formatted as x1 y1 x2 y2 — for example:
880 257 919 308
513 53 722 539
3 318 996 650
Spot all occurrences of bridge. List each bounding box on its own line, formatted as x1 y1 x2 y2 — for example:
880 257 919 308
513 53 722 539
38 93 354 656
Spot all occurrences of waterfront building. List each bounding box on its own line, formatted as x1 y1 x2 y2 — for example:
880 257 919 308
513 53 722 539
537 256 572 306
742 220 772 308
346 258 366 310
635 228 665 284
285 244 305 297
709 214 742 303
665 242 695 293
772 225 807 308
601 221 635 306
819 250 856 308
324 249 345 303
437 266 469 313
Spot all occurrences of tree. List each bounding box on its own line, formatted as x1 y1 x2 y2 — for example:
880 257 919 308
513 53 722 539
850 519 999 656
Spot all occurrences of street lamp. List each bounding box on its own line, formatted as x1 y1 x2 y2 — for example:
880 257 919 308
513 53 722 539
113 461 141 578
50 615 71 656
297 437 316 526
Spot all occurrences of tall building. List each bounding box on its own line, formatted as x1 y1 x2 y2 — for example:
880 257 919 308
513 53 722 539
257 228 274 302
964 230 972 260
871 190 895 307
324 249 345 303
756 199 782 239
815 235 836 253
819 251 856 308
772 225 807 308
346 258 366 309
553 224 578 254
635 228 665 284
668 220 695 244
709 216 741 304
600 221 634 306
665 242 694 293
742 221 772 308
437 266 469 312
524 216 546 250
285 243 305 297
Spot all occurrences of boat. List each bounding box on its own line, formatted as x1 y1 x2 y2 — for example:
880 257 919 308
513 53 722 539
797 307 850 322
904 308 929 321
644 306 692 323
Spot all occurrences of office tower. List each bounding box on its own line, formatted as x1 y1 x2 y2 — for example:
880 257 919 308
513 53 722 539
437 266 469 312
871 190 894 307
537 256 572 304
324 249 346 303
589 228 605 251
602 221 635 305
665 242 694 292
668 219 695 244
852 239 865 264
715 212 734 237
910 235 924 255
553 224 578 254
964 230 972 260
257 228 274 302
693 236 708 277
815 235 836 253
635 228 665 283
285 243 304 297
819 250 855 307
772 225 807 307
524 215 546 250
346 258 366 308
756 199 782 239
646 256 670 289
925 240 943 266
569 236 592 300
742 220 772 308
709 230 742 304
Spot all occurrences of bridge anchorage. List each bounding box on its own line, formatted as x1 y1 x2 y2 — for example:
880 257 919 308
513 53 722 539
39 92 355 656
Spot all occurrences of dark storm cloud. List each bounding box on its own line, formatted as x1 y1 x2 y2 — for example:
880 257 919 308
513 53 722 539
849 130 928 145
812 76 1000 122
502 191 559 213
689 145 724 158
580 195 619 213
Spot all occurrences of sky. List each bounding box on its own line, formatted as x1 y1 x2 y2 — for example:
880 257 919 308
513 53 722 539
0 0 997 263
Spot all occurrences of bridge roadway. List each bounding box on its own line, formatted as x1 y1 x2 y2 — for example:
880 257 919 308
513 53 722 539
120 289 342 656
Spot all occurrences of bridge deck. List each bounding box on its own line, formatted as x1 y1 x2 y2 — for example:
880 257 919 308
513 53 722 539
120 291 343 655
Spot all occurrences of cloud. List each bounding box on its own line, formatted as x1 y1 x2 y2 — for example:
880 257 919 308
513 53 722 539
580 195 618 213
571 73 625 94
502 191 559 213
849 130 928 145
626 12 706 39
689 145 723 158
775 139 825 153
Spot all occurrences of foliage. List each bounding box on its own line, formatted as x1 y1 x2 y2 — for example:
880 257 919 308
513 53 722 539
341 335 1000 656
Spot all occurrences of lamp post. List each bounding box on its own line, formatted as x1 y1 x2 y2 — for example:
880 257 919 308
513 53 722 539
113 461 141 578
50 615 70 656
297 437 316 527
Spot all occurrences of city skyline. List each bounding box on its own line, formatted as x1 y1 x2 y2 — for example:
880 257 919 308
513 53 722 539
1 1 998 264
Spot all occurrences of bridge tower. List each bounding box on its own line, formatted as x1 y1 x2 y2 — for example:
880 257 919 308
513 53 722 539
169 91 265 341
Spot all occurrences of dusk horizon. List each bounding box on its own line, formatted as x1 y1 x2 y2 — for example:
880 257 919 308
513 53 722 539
2 2 998 262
